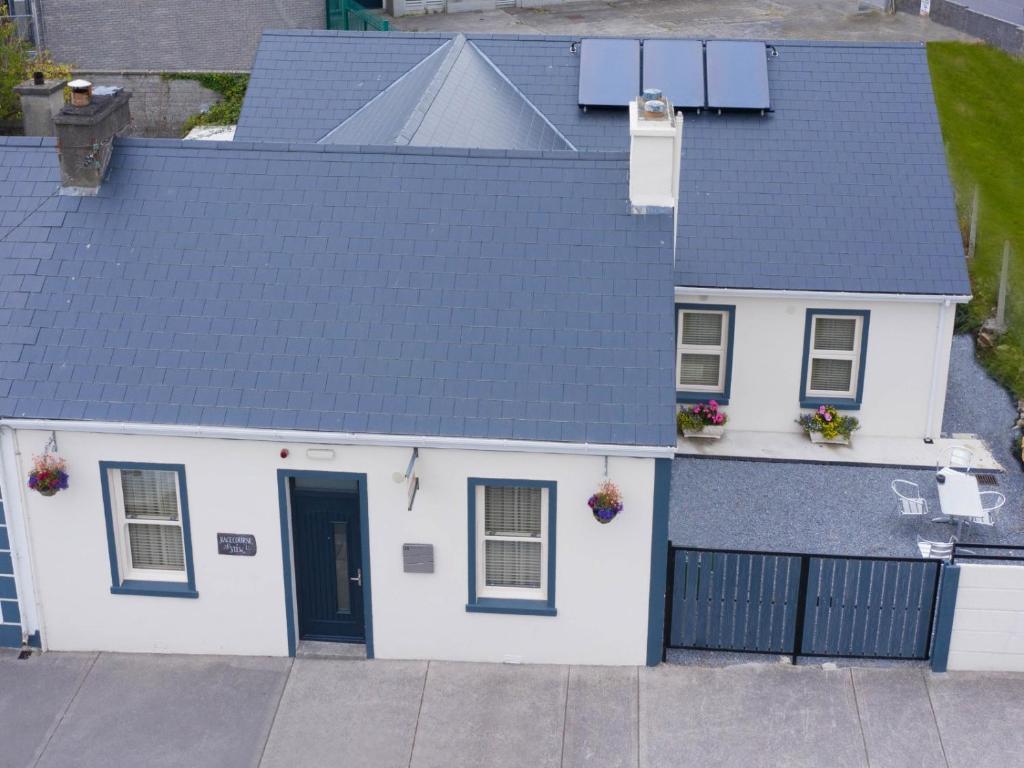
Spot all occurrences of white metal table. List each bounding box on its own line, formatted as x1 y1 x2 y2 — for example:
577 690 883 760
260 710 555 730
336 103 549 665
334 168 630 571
935 467 985 537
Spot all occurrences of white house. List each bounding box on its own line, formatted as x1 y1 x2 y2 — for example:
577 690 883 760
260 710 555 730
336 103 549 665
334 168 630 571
0 33 969 662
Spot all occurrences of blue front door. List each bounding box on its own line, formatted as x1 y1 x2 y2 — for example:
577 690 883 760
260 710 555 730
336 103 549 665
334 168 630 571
291 488 365 643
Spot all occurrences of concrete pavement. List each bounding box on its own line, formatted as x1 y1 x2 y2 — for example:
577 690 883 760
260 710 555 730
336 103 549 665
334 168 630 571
3 649 1024 768
391 0 975 43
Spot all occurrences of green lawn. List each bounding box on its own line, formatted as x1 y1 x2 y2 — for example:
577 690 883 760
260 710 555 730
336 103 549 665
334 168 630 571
928 42 1024 399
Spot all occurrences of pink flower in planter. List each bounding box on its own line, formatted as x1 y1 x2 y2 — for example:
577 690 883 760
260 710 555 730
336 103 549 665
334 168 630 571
824 412 833 422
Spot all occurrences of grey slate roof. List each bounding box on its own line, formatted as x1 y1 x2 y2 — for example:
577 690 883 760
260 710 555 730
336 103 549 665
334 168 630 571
0 138 676 446
237 32 969 296
322 35 573 151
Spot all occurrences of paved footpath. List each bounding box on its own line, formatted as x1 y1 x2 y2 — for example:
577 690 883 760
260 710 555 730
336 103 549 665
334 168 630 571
2 650 1023 768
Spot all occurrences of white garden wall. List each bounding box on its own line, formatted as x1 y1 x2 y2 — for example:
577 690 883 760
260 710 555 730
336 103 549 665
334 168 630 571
678 291 957 439
5 427 657 665
946 563 1024 672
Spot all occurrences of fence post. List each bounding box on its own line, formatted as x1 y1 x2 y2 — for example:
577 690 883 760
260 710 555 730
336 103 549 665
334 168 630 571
790 555 811 664
995 241 1011 331
662 544 675 662
967 186 979 260
931 564 960 672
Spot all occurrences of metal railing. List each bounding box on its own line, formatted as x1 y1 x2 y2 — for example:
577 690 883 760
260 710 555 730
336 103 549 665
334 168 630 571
2 0 38 47
326 0 390 31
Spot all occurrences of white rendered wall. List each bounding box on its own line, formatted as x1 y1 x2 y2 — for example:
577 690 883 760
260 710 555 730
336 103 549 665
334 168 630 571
678 293 956 438
947 563 1024 672
10 428 656 665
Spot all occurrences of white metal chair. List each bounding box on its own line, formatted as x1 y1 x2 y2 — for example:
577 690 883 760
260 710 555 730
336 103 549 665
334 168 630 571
917 534 956 561
937 444 975 474
892 479 929 517
971 491 1006 527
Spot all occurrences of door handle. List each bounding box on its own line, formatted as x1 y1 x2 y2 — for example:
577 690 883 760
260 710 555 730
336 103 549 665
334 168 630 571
350 568 362 588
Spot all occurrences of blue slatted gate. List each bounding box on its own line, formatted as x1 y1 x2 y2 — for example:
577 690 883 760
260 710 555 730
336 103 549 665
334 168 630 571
665 546 942 661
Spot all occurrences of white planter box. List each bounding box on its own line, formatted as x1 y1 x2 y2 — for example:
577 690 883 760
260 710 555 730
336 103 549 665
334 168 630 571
683 426 724 440
809 432 850 446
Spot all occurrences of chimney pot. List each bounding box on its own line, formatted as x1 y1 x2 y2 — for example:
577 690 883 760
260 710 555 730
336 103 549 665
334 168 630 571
68 79 93 108
32 71 45 86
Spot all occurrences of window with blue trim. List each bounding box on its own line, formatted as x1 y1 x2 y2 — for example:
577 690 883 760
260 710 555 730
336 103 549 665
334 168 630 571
101 463 197 598
467 479 556 616
801 310 870 408
676 305 734 403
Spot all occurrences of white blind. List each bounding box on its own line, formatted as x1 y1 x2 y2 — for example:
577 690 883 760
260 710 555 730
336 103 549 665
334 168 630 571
120 469 179 521
681 312 723 346
482 485 543 591
814 317 857 352
484 486 541 538
679 353 721 388
810 358 854 392
485 540 542 588
128 523 185 571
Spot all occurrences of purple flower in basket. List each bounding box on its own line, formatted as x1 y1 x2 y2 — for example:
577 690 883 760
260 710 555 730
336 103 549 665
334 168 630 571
588 480 624 523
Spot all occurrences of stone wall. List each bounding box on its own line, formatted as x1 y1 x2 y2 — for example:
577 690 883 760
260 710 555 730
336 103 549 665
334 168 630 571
38 0 324 71
74 72 237 137
897 0 1024 56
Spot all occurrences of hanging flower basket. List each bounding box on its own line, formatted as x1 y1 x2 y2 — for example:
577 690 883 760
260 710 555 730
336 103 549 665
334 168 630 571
587 480 623 524
28 453 69 497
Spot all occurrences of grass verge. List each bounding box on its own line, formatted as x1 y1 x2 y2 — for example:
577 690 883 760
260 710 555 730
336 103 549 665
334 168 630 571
927 42 1024 400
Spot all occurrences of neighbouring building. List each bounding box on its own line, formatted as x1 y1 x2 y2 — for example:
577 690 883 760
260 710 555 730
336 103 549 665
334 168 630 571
0 32 968 664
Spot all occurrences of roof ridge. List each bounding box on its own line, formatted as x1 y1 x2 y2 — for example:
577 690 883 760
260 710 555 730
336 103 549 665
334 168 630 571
396 34 467 145
111 136 627 161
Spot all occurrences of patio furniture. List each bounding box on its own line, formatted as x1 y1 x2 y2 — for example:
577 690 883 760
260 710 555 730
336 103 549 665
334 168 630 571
934 467 984 537
971 491 1006 527
892 479 928 516
936 445 975 474
917 534 956 561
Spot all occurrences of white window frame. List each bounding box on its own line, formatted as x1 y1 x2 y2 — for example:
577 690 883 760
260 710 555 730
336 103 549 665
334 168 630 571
107 467 188 584
676 308 729 394
805 313 863 400
475 484 549 602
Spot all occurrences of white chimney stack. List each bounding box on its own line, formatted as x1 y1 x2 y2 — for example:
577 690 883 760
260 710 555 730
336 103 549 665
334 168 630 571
628 91 683 213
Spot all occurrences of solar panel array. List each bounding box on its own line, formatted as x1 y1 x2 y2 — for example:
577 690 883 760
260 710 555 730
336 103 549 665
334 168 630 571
577 38 770 111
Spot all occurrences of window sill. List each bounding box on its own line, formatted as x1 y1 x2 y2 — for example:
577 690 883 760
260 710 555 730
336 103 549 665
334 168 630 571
800 398 860 411
677 392 729 405
111 580 198 599
466 598 556 616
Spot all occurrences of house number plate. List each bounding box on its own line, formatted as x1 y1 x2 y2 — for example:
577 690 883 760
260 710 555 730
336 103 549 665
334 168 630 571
217 533 257 557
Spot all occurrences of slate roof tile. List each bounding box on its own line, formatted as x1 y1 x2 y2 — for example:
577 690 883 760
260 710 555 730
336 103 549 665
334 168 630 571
0 139 676 447
238 32 967 297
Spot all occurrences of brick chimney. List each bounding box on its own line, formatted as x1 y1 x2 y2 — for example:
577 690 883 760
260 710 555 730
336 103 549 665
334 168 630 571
52 81 132 195
628 89 683 213
14 73 67 137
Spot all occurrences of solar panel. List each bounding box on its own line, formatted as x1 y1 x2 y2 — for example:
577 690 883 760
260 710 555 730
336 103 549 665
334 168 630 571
578 38 641 107
642 39 705 109
705 40 770 111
